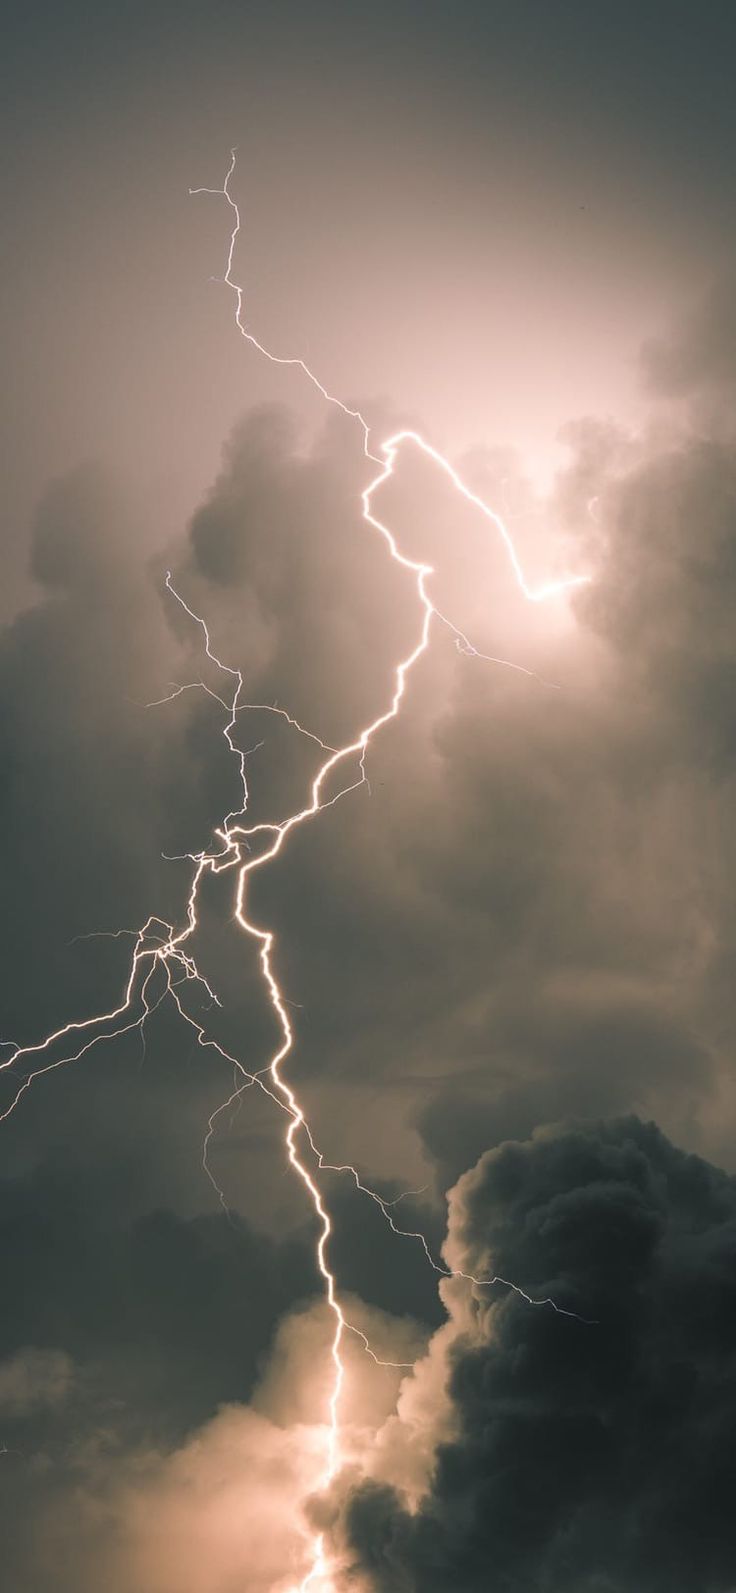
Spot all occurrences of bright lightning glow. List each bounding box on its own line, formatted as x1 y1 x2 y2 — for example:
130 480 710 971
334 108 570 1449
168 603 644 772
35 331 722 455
2 150 589 1592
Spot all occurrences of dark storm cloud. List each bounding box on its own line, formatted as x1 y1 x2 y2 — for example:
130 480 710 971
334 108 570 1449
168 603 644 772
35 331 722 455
344 1116 736 1593
0 462 289 1214
0 462 206 1046
178 402 416 749
0 1160 322 1593
4 290 736 1586
576 433 736 766
0 1158 317 1447
4 0 736 1584
418 999 711 1193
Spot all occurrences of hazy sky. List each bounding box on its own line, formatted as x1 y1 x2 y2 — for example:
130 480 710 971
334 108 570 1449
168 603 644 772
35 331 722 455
4 0 736 600
3 4 736 1590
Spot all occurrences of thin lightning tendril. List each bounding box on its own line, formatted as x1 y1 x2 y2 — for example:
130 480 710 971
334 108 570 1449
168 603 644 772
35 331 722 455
2 151 589 1592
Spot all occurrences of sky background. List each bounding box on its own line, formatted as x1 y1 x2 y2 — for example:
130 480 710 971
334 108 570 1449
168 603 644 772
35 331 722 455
3 3 736 1589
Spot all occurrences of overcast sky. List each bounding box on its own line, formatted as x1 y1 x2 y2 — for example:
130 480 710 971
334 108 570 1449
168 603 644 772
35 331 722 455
3 4 736 1590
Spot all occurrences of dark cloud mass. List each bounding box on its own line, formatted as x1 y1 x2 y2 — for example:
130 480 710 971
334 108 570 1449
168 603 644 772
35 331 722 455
345 1117 736 1593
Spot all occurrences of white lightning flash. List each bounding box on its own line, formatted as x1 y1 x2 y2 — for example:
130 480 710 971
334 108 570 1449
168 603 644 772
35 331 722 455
2 151 588 1593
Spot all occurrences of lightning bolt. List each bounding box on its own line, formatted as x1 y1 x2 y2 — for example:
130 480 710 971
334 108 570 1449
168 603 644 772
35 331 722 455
2 151 588 1592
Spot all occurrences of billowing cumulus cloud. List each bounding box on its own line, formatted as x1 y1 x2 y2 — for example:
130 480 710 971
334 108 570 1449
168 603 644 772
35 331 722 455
343 1116 736 1593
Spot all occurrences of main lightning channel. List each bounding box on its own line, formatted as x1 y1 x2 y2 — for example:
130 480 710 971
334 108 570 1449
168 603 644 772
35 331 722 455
187 150 588 1590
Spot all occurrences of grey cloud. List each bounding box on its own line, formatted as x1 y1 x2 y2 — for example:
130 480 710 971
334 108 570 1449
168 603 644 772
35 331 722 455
418 992 711 1193
178 402 417 750
0 1159 318 1445
1 464 197 1049
642 277 736 397
0 1347 73 1414
0 458 286 1214
575 434 736 766
0 1150 323 1590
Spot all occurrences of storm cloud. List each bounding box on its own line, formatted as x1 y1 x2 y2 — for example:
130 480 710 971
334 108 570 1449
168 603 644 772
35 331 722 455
4 4 736 1586
345 1117 736 1593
